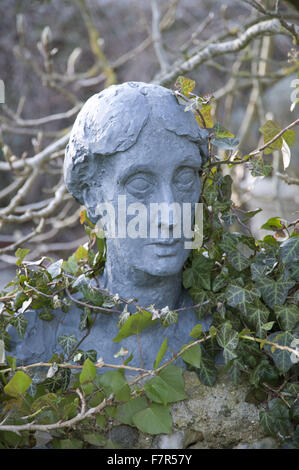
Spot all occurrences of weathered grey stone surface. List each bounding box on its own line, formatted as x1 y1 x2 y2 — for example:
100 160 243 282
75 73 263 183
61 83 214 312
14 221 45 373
128 371 278 450
8 82 211 370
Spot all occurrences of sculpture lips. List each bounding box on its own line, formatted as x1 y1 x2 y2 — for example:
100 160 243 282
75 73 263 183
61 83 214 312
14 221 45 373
149 239 180 246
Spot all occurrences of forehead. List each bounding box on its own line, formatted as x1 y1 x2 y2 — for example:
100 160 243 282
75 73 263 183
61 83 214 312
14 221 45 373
101 124 202 177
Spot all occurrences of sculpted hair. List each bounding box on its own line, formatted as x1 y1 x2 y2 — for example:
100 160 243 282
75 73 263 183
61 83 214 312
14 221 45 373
64 81 209 206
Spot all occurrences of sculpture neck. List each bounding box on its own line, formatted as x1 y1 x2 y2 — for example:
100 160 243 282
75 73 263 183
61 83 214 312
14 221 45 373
100 255 183 311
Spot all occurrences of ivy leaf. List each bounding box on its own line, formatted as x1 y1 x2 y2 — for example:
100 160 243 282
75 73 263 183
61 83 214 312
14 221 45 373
154 337 168 370
4 371 32 397
99 371 130 402
283 129 296 147
197 354 218 386
183 254 213 290
249 360 280 388
261 217 284 231
211 123 239 149
195 104 213 128
280 235 299 264
132 403 172 435
250 157 272 177
83 433 106 447
79 358 97 384
47 259 63 278
116 397 148 426
250 263 268 281
254 276 295 309
157 364 187 402
10 315 28 339
242 301 270 338
189 323 203 339
80 285 103 307
226 248 251 272
113 310 157 343
15 248 30 266
74 245 88 261
226 284 260 310
259 120 283 154
58 334 78 357
175 76 195 97
144 365 187 405
265 331 297 373
216 322 239 363
265 399 292 437
63 254 79 275
228 359 247 385
274 305 299 331
160 307 178 327
181 342 202 368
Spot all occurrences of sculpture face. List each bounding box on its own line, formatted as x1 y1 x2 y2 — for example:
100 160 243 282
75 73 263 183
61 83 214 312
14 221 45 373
90 122 202 277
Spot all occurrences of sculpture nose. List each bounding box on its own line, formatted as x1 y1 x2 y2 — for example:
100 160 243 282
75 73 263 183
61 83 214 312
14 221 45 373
156 185 181 236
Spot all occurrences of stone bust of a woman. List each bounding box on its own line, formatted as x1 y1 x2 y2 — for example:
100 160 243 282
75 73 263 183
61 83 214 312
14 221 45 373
9 82 211 370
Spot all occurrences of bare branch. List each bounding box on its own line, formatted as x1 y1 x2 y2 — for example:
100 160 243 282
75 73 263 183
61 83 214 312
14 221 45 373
154 19 298 85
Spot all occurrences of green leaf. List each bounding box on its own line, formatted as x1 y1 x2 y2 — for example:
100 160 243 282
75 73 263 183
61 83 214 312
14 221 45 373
254 276 295 309
266 331 297 373
57 334 78 357
175 76 195 97
83 433 106 447
242 300 270 338
259 120 282 154
283 129 296 147
74 245 88 260
154 337 168 370
250 263 268 280
262 321 275 331
132 403 172 435
96 414 107 429
10 315 28 339
4 371 32 397
261 217 284 231
226 284 260 310
79 358 97 384
197 354 218 386
47 259 63 278
181 342 202 368
116 397 148 426
99 371 130 402
210 123 239 149
274 304 299 331
189 287 213 318
63 254 78 275
249 360 280 387
250 157 272 176
15 248 30 266
280 235 299 264
58 438 83 449
189 323 203 338
113 310 157 342
145 364 187 404
160 308 178 327
213 122 235 138
80 285 103 307
216 322 239 363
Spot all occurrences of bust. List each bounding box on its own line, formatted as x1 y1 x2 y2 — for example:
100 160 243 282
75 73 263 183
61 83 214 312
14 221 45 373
8 82 211 370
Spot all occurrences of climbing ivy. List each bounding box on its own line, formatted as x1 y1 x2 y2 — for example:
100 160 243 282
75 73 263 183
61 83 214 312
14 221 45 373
0 77 298 449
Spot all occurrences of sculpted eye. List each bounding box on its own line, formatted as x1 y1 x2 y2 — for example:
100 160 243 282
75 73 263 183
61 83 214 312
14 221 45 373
174 167 197 188
125 175 153 196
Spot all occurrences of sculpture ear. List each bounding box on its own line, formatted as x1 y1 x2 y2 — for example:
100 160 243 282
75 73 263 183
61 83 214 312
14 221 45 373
82 187 100 224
